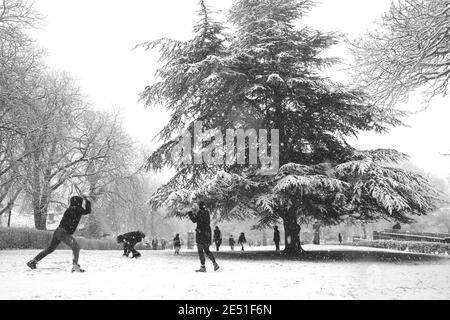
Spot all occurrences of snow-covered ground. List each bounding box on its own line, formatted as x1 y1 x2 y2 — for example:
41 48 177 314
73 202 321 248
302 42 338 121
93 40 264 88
1 245 449 300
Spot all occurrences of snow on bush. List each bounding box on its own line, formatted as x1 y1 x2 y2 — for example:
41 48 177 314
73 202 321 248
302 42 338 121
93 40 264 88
353 239 450 256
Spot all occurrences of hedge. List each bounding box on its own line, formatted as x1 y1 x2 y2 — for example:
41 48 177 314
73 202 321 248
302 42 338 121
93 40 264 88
0 227 150 251
353 239 450 256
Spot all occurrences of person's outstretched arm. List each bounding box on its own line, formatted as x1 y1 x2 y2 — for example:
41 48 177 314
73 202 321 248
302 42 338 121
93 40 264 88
188 211 197 223
82 197 92 215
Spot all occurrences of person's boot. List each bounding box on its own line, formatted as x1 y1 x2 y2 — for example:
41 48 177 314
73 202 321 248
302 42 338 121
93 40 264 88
213 262 220 272
72 264 86 273
26 259 37 270
195 265 206 272
132 252 141 259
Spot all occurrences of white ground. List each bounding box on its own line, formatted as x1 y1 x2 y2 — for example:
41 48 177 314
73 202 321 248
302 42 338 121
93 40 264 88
1 245 449 300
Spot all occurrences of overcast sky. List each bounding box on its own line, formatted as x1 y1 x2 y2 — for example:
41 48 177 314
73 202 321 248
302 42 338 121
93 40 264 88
30 0 450 180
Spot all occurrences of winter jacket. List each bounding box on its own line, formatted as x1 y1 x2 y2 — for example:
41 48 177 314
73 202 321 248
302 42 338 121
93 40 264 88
274 230 280 243
229 237 235 246
173 236 181 248
118 231 146 246
188 209 212 245
213 229 222 241
238 234 246 244
58 197 91 235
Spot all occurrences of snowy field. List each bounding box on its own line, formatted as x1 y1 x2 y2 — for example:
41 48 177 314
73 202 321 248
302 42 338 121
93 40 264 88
1 245 449 300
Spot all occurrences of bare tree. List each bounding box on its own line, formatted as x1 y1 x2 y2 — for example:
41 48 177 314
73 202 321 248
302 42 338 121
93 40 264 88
0 0 43 220
16 71 134 230
352 0 450 108
0 0 41 42
68 110 139 237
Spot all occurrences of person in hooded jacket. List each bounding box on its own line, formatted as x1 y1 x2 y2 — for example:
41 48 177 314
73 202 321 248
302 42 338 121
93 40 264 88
117 230 146 258
213 226 222 252
26 195 91 272
229 235 236 251
188 201 220 272
238 232 247 251
173 234 181 255
273 226 281 252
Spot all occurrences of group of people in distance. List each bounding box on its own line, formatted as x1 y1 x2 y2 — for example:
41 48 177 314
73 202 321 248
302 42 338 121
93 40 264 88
25 196 282 273
212 226 247 252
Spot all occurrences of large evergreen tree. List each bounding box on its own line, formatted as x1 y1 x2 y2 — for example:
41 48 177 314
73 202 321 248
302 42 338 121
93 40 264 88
141 0 441 254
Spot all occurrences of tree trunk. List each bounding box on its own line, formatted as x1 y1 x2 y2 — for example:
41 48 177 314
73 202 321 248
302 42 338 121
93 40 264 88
31 152 48 230
150 210 155 237
85 185 103 238
7 208 12 227
282 209 304 255
33 193 49 230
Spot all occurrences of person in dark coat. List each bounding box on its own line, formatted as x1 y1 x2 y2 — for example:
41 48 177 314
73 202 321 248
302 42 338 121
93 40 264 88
173 234 181 255
152 238 159 250
27 195 91 272
229 235 235 251
188 201 219 272
213 226 222 252
238 232 247 251
338 233 343 244
117 230 146 258
273 226 281 252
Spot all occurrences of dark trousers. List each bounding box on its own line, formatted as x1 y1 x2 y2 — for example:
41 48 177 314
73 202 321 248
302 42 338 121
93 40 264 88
123 243 139 256
34 227 80 264
214 239 222 251
275 241 280 252
197 243 216 266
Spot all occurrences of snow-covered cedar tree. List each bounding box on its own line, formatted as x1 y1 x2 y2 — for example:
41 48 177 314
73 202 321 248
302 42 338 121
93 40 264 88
153 149 442 254
141 0 442 254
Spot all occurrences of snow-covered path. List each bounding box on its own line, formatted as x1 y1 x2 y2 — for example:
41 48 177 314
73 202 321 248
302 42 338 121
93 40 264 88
1 246 449 300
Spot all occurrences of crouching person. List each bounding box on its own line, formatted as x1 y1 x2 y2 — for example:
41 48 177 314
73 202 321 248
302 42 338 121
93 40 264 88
117 231 146 259
27 195 91 273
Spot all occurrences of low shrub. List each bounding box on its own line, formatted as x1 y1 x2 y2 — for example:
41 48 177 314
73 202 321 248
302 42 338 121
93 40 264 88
0 227 123 251
353 239 450 256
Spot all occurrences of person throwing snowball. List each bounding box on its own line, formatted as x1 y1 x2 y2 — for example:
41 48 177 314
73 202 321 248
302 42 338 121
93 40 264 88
188 201 219 273
26 195 91 272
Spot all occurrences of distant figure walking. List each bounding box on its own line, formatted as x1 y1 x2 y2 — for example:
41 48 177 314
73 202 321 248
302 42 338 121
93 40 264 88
213 226 222 252
188 201 219 273
238 232 247 251
117 231 146 258
173 234 181 255
229 235 235 251
338 233 343 244
273 226 281 252
152 238 159 250
26 196 91 272
161 239 167 250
